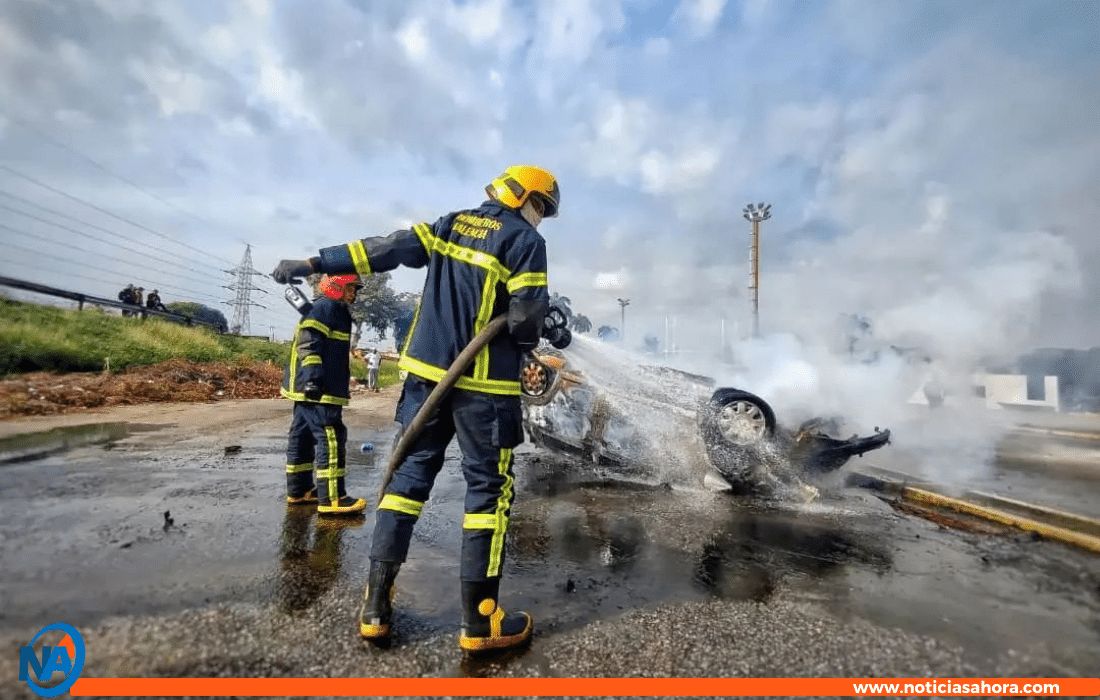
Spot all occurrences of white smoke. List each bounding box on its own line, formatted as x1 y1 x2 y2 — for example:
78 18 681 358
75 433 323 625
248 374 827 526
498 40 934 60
567 187 1083 488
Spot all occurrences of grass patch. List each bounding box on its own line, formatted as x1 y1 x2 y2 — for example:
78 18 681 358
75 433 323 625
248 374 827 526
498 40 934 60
0 298 293 375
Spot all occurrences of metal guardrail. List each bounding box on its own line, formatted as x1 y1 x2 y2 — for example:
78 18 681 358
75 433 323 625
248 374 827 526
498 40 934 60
0 274 222 330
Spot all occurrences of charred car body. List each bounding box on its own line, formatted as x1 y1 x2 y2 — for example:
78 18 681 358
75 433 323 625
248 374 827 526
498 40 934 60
520 347 891 500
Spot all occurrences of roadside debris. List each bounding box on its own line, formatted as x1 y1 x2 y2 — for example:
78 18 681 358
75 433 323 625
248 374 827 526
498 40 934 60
0 358 283 418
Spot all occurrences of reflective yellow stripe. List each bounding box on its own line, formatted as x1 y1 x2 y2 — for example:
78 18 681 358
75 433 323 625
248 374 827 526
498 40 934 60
472 271 497 381
300 319 333 336
315 468 346 479
281 387 349 405
285 463 313 474
378 494 424 517
302 355 322 366
324 425 339 504
417 222 513 278
506 272 547 293
462 513 501 529
487 448 514 577
348 240 372 275
412 222 435 252
397 355 521 395
331 330 350 341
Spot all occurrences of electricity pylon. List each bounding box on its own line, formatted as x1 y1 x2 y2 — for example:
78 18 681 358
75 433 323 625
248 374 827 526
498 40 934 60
223 244 268 335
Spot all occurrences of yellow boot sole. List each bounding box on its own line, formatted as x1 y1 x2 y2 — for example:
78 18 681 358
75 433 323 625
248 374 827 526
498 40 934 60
459 613 533 653
318 497 367 515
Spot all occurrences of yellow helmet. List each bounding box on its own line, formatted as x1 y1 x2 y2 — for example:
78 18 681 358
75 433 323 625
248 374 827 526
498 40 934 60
485 165 560 218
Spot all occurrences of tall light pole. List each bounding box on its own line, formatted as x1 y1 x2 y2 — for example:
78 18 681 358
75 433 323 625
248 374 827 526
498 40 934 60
742 202 771 338
617 297 630 341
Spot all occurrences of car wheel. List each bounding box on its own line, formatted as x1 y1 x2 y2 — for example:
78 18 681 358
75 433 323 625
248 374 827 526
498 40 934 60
703 389 776 446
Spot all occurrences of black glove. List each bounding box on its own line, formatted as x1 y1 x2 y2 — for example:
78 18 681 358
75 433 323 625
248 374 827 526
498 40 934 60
271 257 319 285
302 381 323 401
545 327 572 350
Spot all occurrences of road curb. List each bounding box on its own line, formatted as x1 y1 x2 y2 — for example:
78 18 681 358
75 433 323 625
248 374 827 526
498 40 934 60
901 485 1100 555
848 469 1100 555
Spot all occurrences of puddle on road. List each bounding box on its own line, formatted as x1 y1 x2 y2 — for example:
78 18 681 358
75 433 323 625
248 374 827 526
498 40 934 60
0 422 136 464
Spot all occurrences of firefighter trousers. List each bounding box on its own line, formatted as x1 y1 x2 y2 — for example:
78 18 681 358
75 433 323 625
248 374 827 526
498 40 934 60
370 375 523 581
284 401 349 506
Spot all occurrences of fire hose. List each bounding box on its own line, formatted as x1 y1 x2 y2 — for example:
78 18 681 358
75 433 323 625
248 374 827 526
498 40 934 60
282 285 570 504
376 306 570 502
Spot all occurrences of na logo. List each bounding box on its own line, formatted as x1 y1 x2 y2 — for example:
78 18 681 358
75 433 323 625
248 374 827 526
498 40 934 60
19 623 85 698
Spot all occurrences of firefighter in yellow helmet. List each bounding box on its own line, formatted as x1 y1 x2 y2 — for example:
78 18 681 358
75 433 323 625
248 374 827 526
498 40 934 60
272 165 561 653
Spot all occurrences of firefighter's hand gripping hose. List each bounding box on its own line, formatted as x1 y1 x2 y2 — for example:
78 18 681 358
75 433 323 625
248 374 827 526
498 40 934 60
376 311 571 502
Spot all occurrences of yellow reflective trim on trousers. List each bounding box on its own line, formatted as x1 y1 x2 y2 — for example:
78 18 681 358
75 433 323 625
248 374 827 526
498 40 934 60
378 494 424 517
300 319 333 336
285 463 313 474
398 356 522 395
315 468 346 479
506 272 548 293
302 355 322 366
324 425 339 504
488 447 514 577
463 513 507 529
348 240 372 275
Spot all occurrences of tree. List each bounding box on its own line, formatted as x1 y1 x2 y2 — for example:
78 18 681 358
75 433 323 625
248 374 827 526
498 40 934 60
165 302 228 333
642 333 659 354
570 313 592 334
549 292 573 322
597 325 619 341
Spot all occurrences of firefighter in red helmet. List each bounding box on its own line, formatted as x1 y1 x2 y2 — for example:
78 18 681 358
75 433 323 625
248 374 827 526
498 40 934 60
281 274 366 516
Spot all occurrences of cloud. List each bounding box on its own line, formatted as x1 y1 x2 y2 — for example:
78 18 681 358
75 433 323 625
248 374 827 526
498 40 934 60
0 0 1095 362
671 0 728 37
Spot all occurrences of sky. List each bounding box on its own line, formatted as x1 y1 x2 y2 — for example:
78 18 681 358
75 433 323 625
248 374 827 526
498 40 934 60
0 0 1097 357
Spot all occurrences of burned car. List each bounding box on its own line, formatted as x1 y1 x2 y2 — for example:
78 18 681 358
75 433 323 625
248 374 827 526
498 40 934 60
520 347 891 501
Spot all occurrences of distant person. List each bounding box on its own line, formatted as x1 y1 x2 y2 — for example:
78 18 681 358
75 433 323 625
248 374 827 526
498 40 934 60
146 289 167 313
366 348 381 392
134 287 144 308
118 284 136 317
281 274 367 516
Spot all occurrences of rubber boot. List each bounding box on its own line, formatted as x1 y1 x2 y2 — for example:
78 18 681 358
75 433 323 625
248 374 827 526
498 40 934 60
286 487 318 505
318 496 366 515
359 560 400 640
458 579 532 653
317 472 366 516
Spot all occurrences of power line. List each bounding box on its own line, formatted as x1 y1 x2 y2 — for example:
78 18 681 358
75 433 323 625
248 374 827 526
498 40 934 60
0 201 215 288
1 232 226 305
0 221 217 294
0 189 224 276
1 111 238 266
0 163 232 266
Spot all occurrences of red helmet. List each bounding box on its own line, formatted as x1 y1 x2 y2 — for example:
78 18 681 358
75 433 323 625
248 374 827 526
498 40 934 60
319 275 363 300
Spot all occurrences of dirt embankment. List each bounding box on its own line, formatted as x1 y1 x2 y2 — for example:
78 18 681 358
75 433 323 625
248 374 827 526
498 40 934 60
0 358 286 419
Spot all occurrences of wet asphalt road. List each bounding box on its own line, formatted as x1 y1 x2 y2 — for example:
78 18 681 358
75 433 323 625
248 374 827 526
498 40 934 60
1 402 1099 698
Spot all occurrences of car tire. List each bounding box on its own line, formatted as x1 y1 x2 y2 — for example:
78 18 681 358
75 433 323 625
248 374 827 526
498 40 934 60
700 389 777 447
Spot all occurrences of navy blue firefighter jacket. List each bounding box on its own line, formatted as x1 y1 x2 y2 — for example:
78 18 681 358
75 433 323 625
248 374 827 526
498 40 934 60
280 295 353 405
316 201 550 396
